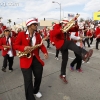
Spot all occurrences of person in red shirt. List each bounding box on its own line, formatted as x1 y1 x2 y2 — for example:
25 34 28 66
0 22 7 37
50 16 93 84
0 29 16 72
14 18 48 100
42 26 51 48
83 26 91 47
95 23 100 50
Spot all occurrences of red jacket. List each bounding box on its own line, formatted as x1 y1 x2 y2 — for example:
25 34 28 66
0 37 16 56
0 26 7 34
95 27 100 38
11 31 17 37
50 24 79 49
86 30 92 37
14 31 48 69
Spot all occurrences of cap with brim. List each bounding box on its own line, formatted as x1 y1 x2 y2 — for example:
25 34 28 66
60 20 69 24
26 18 38 26
3 29 10 32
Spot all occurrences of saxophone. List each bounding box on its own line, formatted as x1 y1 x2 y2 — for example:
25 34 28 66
17 36 48 58
62 14 80 32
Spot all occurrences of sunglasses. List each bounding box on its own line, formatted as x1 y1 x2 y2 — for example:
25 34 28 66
32 23 38 26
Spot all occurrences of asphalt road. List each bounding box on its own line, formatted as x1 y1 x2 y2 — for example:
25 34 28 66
0 40 100 100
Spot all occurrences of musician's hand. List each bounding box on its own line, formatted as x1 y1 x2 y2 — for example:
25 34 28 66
78 38 82 41
51 42 55 46
60 28 65 33
4 48 7 50
24 46 32 52
44 53 48 59
7 46 11 48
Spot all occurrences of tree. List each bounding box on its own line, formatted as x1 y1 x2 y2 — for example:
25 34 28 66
79 18 84 22
7 19 12 27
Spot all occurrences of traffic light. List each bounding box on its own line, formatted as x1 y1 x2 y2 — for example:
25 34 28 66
14 22 16 25
44 18 45 21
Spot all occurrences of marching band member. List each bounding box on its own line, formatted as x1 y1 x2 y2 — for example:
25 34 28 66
42 26 51 49
14 18 48 100
70 25 84 72
8 27 17 37
0 22 7 37
84 26 91 47
0 29 16 72
50 22 60 60
50 15 93 84
95 23 100 50
89 28 95 45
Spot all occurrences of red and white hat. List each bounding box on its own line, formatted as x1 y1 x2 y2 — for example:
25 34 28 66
98 23 100 26
60 17 69 24
26 17 38 26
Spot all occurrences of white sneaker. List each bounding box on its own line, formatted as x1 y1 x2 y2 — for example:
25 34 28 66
34 92 42 98
55 57 59 60
9 70 13 72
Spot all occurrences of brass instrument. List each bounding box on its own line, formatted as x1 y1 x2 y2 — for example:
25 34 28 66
17 37 48 58
62 14 80 32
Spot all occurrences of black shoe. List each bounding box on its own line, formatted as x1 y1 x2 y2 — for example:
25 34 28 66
1 67 6 72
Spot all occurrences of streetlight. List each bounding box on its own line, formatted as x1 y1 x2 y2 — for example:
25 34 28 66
17 18 24 30
55 8 64 18
52 1 61 21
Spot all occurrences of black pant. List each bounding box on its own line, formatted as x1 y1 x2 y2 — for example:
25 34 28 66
90 36 93 44
3 54 14 70
55 49 60 58
46 39 50 48
60 40 87 75
60 49 68 75
83 38 90 47
70 52 82 70
96 38 100 49
21 56 43 100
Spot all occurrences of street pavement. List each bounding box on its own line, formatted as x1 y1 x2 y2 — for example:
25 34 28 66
0 40 100 100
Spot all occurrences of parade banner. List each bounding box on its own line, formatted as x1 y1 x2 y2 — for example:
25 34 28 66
93 12 100 20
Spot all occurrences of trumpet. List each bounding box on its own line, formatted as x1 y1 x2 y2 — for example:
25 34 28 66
17 36 48 58
62 14 80 32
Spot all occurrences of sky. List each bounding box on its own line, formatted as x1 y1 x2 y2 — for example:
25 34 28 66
0 0 100 26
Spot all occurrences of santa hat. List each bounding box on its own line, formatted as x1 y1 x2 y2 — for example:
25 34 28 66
26 17 38 26
60 17 69 24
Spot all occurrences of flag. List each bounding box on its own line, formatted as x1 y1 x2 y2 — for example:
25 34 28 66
93 12 100 20
68 14 74 17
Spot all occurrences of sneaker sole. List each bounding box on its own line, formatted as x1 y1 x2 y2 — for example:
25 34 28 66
88 49 93 58
85 49 93 62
